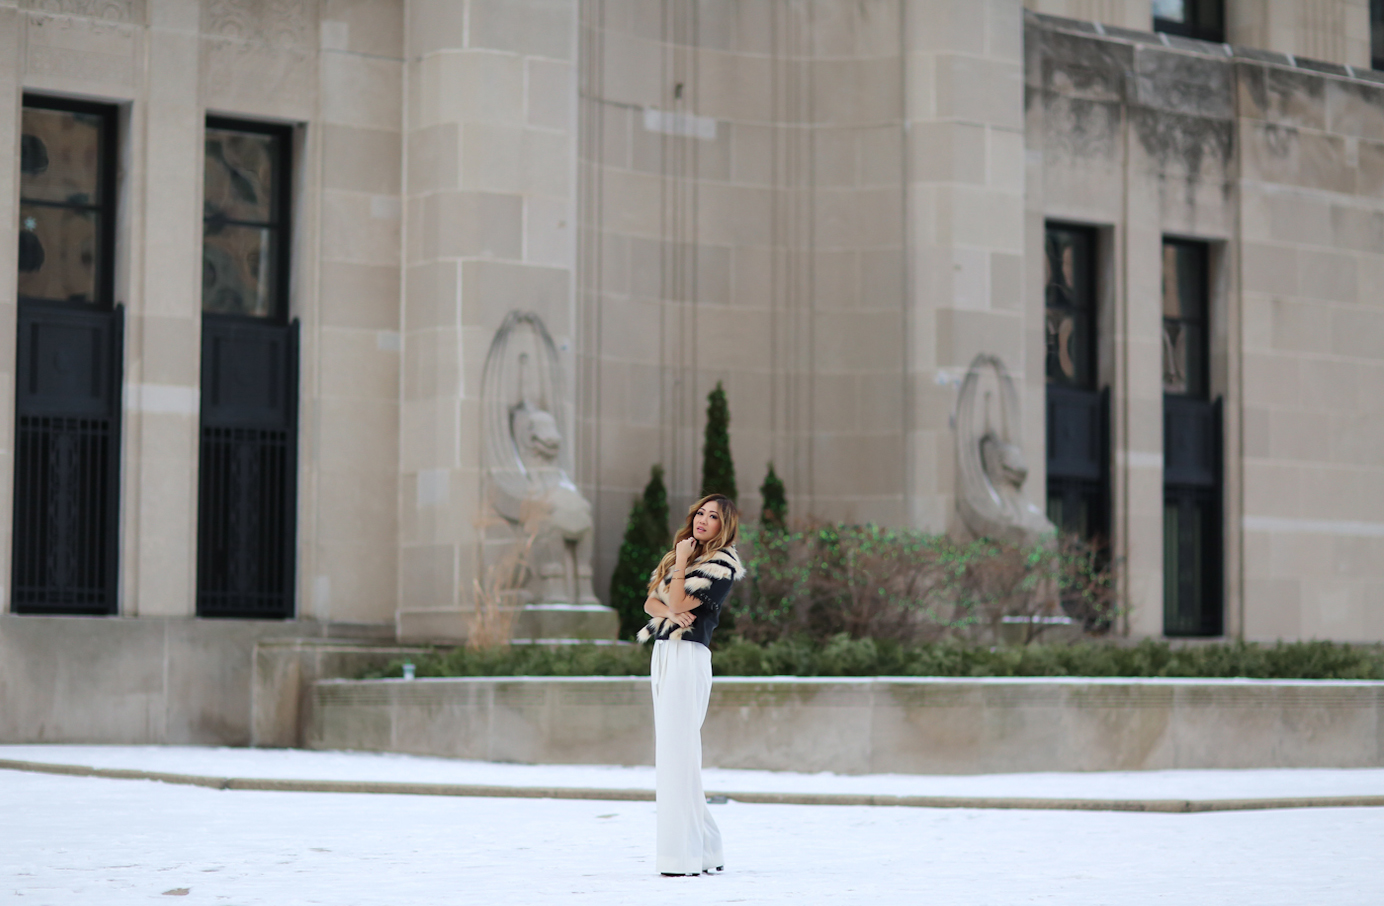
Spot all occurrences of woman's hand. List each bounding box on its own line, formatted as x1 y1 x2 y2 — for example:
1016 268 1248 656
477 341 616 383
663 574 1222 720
671 610 695 628
674 536 697 565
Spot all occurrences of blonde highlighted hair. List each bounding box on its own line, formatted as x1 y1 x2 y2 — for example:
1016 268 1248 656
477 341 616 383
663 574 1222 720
647 494 740 594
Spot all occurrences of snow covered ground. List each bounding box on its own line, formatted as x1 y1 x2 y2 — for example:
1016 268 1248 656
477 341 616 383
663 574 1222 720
3 746 1383 905
7 744 1384 801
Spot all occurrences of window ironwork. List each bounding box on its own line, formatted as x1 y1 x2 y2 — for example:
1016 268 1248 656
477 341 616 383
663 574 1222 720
1161 238 1221 637
12 96 123 615
1153 0 1225 44
197 118 298 619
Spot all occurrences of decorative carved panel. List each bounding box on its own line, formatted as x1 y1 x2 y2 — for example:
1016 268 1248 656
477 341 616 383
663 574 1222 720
201 0 316 48
21 0 144 24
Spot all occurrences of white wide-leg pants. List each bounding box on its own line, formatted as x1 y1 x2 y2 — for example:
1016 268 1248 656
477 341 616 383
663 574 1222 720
650 639 723 874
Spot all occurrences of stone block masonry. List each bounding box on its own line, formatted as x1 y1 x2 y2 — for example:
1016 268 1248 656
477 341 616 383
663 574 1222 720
308 675 1384 774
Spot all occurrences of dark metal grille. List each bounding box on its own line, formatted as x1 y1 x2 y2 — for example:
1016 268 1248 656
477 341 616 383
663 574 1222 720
12 416 116 613
196 317 298 618
1164 396 1222 637
11 305 123 615
197 425 294 617
196 318 298 619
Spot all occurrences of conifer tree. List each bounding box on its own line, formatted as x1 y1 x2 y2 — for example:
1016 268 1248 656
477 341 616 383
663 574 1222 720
760 462 787 530
699 381 737 501
608 465 670 639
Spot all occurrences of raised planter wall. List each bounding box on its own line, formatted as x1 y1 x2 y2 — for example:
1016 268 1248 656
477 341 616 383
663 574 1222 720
308 676 1384 774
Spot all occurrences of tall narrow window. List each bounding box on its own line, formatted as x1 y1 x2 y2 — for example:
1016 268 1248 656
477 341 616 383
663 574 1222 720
1162 239 1221 637
1373 0 1384 71
196 118 298 619
1045 224 1108 545
1153 0 1225 43
12 96 123 615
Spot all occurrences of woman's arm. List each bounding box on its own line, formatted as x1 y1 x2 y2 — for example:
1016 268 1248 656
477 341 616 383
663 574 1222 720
644 594 694 628
663 537 700 615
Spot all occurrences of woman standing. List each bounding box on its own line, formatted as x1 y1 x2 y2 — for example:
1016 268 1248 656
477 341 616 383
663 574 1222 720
637 494 745 877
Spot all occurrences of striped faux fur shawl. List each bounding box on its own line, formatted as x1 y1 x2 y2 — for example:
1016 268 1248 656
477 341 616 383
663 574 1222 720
636 545 746 644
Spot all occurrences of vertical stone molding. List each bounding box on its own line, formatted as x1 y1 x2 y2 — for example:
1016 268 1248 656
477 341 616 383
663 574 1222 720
1227 0 1370 69
399 0 580 629
123 4 204 616
578 0 909 606
310 0 403 625
904 0 1032 534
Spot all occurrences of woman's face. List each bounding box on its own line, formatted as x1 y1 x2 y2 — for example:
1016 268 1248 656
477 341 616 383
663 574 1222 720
692 500 722 542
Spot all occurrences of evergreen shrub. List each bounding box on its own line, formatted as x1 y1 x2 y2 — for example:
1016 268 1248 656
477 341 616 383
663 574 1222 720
608 465 670 639
759 463 787 529
699 382 737 501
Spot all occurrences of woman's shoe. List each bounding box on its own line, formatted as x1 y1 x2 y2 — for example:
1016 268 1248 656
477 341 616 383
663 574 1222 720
661 872 699 877
704 866 724 873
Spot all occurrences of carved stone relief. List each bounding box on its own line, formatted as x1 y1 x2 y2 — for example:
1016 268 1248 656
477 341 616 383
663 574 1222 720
953 353 1056 547
24 14 139 88
22 0 144 24
201 38 315 118
482 311 603 612
201 0 316 48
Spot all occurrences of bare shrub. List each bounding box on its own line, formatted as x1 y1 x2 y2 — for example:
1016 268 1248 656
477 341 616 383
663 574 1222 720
735 523 1119 646
469 499 546 650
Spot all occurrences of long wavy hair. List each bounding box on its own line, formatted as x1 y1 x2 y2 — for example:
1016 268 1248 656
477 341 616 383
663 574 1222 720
648 494 740 593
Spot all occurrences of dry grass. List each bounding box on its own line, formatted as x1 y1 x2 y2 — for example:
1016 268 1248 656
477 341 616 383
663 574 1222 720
468 498 547 650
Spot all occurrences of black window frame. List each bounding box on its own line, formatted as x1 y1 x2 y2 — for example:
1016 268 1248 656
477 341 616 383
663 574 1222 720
197 115 299 621
12 95 124 617
1161 236 1222 638
1044 222 1111 574
1161 238 1211 400
1372 0 1384 71
18 94 120 311
1153 0 1225 44
1044 222 1099 392
202 115 294 324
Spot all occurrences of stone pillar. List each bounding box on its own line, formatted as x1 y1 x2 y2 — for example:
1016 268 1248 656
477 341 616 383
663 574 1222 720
307 0 404 626
123 0 203 617
903 0 1035 533
1117 161 1167 639
398 0 579 639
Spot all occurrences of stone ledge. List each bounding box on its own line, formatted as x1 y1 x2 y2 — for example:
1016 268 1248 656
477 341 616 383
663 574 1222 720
308 676 1384 774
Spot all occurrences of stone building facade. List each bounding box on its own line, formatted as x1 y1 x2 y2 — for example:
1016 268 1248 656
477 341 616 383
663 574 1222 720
1 0 1382 744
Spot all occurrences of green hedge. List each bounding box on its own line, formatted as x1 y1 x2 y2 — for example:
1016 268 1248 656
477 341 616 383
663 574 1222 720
366 637 1384 681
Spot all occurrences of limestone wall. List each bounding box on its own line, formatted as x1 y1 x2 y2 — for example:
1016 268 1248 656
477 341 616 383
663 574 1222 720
1236 57 1384 641
0 0 404 628
398 0 580 620
577 0 911 603
0 0 1381 646
309 674 1384 773
0 613 392 745
1027 12 1384 640
1025 0 1372 69
1229 0 1371 69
